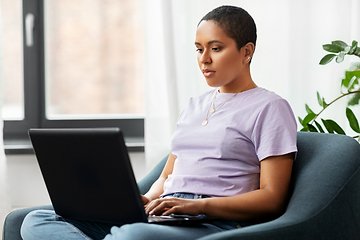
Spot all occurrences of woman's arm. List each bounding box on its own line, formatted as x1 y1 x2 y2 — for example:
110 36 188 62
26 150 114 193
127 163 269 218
200 153 294 220
141 152 176 205
145 153 294 221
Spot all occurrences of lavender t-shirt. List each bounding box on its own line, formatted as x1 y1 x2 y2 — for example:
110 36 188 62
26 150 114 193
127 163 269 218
162 87 297 197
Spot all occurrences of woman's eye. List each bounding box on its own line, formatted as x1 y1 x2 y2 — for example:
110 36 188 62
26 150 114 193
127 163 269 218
212 47 220 51
196 48 203 53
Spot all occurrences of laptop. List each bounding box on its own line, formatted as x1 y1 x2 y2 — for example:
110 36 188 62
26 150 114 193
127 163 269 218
29 128 213 226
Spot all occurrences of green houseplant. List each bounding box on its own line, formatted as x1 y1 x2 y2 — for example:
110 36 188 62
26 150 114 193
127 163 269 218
299 40 360 141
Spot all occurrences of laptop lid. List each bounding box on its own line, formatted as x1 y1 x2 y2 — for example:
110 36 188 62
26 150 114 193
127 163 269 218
29 128 148 226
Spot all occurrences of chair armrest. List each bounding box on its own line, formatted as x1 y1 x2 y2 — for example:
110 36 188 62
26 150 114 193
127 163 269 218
2 205 54 240
137 155 168 195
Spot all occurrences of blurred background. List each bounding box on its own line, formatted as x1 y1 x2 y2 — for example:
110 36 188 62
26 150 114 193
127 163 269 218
0 0 359 221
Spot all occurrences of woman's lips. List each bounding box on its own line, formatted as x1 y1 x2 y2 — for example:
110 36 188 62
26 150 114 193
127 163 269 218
203 69 215 77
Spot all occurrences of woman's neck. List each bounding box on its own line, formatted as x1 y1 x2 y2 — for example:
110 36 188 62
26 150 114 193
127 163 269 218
219 79 257 93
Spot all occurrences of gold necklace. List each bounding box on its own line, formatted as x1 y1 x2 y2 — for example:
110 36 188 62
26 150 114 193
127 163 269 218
202 90 239 126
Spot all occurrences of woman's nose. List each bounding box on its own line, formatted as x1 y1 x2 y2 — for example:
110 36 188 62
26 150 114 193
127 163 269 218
199 50 212 64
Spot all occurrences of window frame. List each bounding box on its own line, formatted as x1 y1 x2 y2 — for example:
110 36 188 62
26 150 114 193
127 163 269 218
3 0 144 154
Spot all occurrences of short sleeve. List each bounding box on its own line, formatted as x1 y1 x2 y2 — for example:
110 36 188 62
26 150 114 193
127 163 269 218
252 98 298 161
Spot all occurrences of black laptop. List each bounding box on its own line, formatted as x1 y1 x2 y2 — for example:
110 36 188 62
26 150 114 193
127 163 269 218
29 128 213 226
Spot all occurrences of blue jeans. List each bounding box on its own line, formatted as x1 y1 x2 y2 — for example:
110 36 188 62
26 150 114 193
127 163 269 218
21 193 249 240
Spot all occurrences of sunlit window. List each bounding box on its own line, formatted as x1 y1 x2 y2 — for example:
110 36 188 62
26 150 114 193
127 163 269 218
44 0 144 119
2 0 145 151
1 0 24 120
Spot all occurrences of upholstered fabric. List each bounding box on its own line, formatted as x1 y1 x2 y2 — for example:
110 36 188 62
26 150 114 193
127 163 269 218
198 132 360 240
3 132 360 240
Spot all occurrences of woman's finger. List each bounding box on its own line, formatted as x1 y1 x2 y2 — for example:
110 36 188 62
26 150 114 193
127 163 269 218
147 199 175 215
146 198 201 216
141 195 150 206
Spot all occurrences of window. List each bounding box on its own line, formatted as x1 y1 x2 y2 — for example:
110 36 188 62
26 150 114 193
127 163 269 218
2 0 145 153
1 0 24 121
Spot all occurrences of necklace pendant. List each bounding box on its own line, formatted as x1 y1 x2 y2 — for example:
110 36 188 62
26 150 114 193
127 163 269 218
210 108 215 114
202 120 208 126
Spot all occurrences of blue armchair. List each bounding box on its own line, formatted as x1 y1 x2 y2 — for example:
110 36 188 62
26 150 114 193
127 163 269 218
3 132 360 240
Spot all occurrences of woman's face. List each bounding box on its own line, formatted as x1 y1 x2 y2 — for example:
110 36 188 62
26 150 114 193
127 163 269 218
195 20 251 93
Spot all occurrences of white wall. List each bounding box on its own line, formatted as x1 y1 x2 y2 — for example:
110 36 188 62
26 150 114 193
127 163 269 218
7 152 147 208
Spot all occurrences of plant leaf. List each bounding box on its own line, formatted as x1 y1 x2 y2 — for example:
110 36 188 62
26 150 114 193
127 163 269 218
336 52 345 63
300 127 308 132
317 92 323 107
323 44 343 53
346 107 360 133
345 46 351 53
307 123 318 132
322 98 327 107
332 40 348 50
321 118 334 133
348 76 359 91
326 119 346 135
349 41 358 54
319 54 336 65
316 92 327 108
352 40 358 48
349 45 357 54
349 62 360 71
348 92 360 106
305 104 314 114
347 70 360 78
341 78 348 89
355 46 360 56
298 117 304 126
343 70 360 91
315 120 325 133
342 72 352 88
302 112 316 126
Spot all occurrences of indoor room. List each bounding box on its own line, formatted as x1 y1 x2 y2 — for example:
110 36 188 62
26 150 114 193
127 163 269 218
1 0 360 239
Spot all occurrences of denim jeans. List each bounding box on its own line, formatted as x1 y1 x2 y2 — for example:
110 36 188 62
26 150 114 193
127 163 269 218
21 193 249 240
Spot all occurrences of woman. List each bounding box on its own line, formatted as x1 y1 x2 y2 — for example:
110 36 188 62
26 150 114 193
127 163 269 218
21 5 297 240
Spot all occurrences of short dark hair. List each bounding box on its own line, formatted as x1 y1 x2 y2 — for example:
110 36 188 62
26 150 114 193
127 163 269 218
199 5 257 51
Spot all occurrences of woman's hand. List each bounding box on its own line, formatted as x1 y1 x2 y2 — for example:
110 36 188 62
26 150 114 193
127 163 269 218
145 197 205 216
140 152 177 208
141 195 151 207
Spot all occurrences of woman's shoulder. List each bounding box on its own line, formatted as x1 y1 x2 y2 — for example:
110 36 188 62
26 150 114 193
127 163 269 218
241 88 293 115
188 89 216 103
251 87 283 100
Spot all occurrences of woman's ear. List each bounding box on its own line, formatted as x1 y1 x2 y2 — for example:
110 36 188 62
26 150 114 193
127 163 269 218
244 42 255 63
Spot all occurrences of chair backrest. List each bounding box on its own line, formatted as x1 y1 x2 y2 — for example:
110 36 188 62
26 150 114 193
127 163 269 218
139 132 360 211
287 132 360 219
